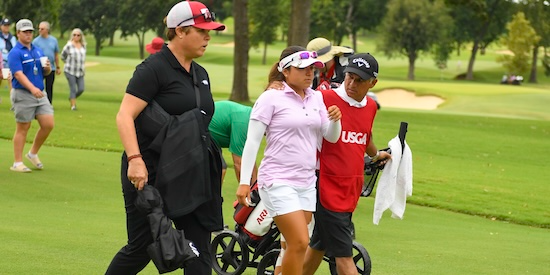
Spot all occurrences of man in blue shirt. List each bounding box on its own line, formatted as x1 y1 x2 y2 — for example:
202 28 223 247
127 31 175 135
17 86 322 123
8 19 54 173
33 21 60 103
1 18 17 94
0 18 16 69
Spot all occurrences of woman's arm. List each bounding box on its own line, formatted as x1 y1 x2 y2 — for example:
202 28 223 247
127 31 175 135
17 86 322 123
116 93 149 190
60 44 69 62
236 119 266 206
321 105 342 143
238 119 266 185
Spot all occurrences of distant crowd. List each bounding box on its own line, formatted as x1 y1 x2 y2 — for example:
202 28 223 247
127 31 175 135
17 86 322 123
2 18 86 173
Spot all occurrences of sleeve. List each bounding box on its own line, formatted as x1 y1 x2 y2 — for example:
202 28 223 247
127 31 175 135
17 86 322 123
322 120 341 143
239 119 267 185
250 90 276 126
315 90 341 143
8 49 22 73
125 62 160 103
60 44 69 62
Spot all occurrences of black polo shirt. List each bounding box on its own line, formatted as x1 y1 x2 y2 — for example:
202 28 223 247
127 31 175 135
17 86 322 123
126 44 214 124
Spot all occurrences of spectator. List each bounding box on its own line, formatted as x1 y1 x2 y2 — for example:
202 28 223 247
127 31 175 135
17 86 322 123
306 37 354 90
303 53 391 275
105 1 226 274
307 37 380 109
1 18 17 92
60 28 86 110
1 18 16 69
33 21 60 104
145 37 164 55
237 46 342 275
8 19 53 173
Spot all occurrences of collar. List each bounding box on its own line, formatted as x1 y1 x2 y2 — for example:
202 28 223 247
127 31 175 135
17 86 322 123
161 44 187 70
334 85 366 107
15 41 34 51
281 81 315 99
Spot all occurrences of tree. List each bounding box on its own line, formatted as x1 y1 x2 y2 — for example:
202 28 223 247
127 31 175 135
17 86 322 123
378 0 452 80
347 0 388 50
249 0 282 64
446 0 514 80
309 0 347 42
1 0 57 25
118 0 171 59
59 0 118 56
287 0 312 46
519 0 550 83
496 12 540 76
230 0 250 102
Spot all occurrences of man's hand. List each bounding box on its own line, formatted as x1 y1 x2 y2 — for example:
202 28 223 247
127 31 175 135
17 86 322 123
30 87 45 98
267 80 284 90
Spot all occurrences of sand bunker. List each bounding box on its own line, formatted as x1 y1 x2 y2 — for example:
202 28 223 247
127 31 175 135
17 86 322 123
85 62 100 67
376 89 444 110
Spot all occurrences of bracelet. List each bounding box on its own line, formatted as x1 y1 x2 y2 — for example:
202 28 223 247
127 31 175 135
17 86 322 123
371 151 380 162
127 153 142 163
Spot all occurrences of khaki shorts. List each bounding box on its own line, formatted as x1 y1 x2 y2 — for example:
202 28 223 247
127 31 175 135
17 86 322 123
10 88 54 122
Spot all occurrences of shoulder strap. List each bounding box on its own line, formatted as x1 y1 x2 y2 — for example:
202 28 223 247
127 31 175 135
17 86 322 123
191 62 201 108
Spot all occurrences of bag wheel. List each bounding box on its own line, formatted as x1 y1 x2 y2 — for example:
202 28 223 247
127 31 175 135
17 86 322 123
256 248 280 275
328 241 371 275
211 230 249 275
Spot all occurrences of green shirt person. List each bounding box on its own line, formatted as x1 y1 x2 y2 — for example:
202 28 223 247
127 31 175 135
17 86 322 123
209 100 258 184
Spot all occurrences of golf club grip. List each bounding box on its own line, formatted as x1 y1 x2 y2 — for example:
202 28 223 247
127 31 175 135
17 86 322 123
399 122 408 153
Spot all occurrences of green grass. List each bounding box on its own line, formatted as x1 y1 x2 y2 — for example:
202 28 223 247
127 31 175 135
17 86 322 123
0 30 549 274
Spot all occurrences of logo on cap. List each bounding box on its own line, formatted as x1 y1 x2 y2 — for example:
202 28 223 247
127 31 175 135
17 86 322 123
352 58 370 69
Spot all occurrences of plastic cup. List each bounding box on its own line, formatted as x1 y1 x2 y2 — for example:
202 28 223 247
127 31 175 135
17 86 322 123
40 56 49 67
1 68 9 79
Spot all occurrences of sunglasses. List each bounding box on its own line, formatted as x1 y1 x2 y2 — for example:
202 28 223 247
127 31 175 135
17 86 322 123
279 51 318 70
177 10 216 27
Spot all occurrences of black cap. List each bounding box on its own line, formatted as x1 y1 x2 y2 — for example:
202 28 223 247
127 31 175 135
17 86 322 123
2 18 11 25
343 53 379 80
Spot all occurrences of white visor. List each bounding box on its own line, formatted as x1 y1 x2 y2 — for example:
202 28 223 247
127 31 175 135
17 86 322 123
277 51 324 72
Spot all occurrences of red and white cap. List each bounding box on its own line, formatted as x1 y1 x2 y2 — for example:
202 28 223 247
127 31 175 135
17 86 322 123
166 1 225 31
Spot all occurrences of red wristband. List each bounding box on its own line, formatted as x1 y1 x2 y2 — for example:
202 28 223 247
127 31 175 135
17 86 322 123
127 154 142 163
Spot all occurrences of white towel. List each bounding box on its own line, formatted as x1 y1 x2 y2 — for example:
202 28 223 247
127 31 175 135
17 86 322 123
373 136 413 225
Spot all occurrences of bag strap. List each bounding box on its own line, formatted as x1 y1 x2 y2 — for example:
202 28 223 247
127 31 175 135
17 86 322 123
191 62 201 108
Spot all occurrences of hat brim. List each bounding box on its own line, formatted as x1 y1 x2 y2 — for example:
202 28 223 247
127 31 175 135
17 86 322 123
343 66 374 80
18 27 34 31
193 22 225 31
316 46 354 63
145 44 160 54
290 59 324 69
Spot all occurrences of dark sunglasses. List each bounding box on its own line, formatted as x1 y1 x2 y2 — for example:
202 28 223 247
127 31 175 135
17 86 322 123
177 10 216 27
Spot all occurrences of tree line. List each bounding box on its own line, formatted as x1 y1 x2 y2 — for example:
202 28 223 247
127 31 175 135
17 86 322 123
2 0 548 101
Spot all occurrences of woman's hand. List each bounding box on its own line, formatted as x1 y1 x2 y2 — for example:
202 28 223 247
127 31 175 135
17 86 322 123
127 158 148 190
236 184 252 207
327 105 341 121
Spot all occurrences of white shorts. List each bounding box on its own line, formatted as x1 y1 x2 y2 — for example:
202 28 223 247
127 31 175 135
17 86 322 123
258 183 316 217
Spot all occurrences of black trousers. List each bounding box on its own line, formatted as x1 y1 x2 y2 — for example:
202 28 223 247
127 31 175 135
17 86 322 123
105 168 213 274
44 71 55 103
